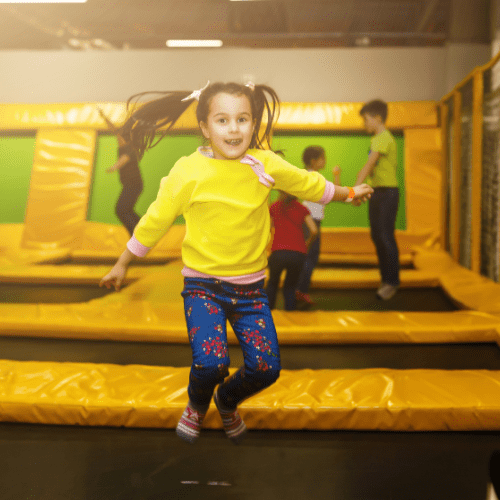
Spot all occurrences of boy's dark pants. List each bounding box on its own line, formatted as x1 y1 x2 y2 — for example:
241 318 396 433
368 187 400 286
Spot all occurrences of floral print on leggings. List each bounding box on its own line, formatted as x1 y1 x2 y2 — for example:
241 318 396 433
181 278 281 409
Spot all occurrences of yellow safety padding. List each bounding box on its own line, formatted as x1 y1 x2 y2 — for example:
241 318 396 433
319 228 434 255
0 101 438 131
21 129 97 251
72 222 184 260
0 224 69 266
0 223 430 265
0 260 499 346
1 361 500 431
306 267 439 289
404 129 442 234
70 223 433 261
1 302 498 345
1 247 500 346
414 249 500 315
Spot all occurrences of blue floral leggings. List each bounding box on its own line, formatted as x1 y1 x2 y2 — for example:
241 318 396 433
181 278 281 411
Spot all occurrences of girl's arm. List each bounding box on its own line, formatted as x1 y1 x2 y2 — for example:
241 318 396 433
303 214 318 250
266 151 372 205
107 154 131 173
355 151 380 186
330 184 372 203
99 248 135 291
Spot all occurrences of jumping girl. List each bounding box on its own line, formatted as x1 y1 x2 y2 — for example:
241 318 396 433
100 81 373 444
98 108 144 237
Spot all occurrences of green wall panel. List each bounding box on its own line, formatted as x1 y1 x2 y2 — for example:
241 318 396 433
0 136 36 223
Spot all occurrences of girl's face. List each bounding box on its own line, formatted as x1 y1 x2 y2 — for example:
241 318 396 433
200 92 255 161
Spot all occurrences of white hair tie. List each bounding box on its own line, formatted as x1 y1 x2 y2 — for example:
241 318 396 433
245 82 255 91
181 81 210 102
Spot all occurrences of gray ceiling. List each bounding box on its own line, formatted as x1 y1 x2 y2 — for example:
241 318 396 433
0 0 489 50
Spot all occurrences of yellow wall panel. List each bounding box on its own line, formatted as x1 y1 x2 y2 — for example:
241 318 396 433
0 101 438 131
21 129 96 250
404 129 442 234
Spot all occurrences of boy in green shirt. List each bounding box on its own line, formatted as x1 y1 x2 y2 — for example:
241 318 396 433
355 100 400 300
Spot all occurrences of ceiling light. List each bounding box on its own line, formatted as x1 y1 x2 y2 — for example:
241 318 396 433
166 40 223 48
0 0 87 3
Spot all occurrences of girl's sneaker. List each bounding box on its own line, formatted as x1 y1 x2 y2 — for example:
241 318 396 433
295 290 315 307
376 283 399 301
176 402 207 444
214 389 247 444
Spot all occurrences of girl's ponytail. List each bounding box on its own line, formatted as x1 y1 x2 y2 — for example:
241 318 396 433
117 81 281 159
250 84 280 150
118 91 194 159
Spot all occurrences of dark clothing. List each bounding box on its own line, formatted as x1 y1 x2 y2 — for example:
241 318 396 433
266 250 306 310
368 187 400 286
116 143 142 236
181 278 281 411
117 143 141 184
297 219 321 294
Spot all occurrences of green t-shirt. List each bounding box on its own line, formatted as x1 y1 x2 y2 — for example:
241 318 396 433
369 129 398 188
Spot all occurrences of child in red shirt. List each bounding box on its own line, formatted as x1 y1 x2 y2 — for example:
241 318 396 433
267 191 318 310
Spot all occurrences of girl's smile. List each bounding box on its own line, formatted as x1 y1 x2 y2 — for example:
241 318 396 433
200 92 255 161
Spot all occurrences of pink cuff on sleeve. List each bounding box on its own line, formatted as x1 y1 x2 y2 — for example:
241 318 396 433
319 181 335 204
127 235 150 257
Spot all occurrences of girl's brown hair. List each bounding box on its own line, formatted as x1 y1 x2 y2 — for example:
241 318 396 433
117 82 280 159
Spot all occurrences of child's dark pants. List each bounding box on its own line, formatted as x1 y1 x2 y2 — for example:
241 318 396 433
368 187 400 286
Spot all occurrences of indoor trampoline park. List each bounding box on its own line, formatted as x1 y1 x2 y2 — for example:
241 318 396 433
2 2 500 500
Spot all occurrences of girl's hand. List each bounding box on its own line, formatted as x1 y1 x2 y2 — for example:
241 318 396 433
99 263 128 292
352 184 373 203
106 164 120 173
332 165 341 176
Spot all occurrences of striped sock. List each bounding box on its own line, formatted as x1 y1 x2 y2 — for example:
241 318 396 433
176 402 206 444
214 389 247 444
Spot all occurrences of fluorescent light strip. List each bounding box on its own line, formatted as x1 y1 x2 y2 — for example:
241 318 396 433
167 40 223 48
0 0 87 3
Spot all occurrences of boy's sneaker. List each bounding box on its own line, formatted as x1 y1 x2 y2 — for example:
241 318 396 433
376 283 399 301
295 290 315 307
214 388 247 444
176 402 207 444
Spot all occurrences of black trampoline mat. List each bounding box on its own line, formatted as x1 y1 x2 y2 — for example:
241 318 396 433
2 336 500 370
0 283 120 303
0 422 498 500
291 287 459 312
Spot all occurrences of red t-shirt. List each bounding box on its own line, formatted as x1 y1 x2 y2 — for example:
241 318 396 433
269 200 310 254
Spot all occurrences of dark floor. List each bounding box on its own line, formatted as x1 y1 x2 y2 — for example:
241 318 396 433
0 423 498 500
